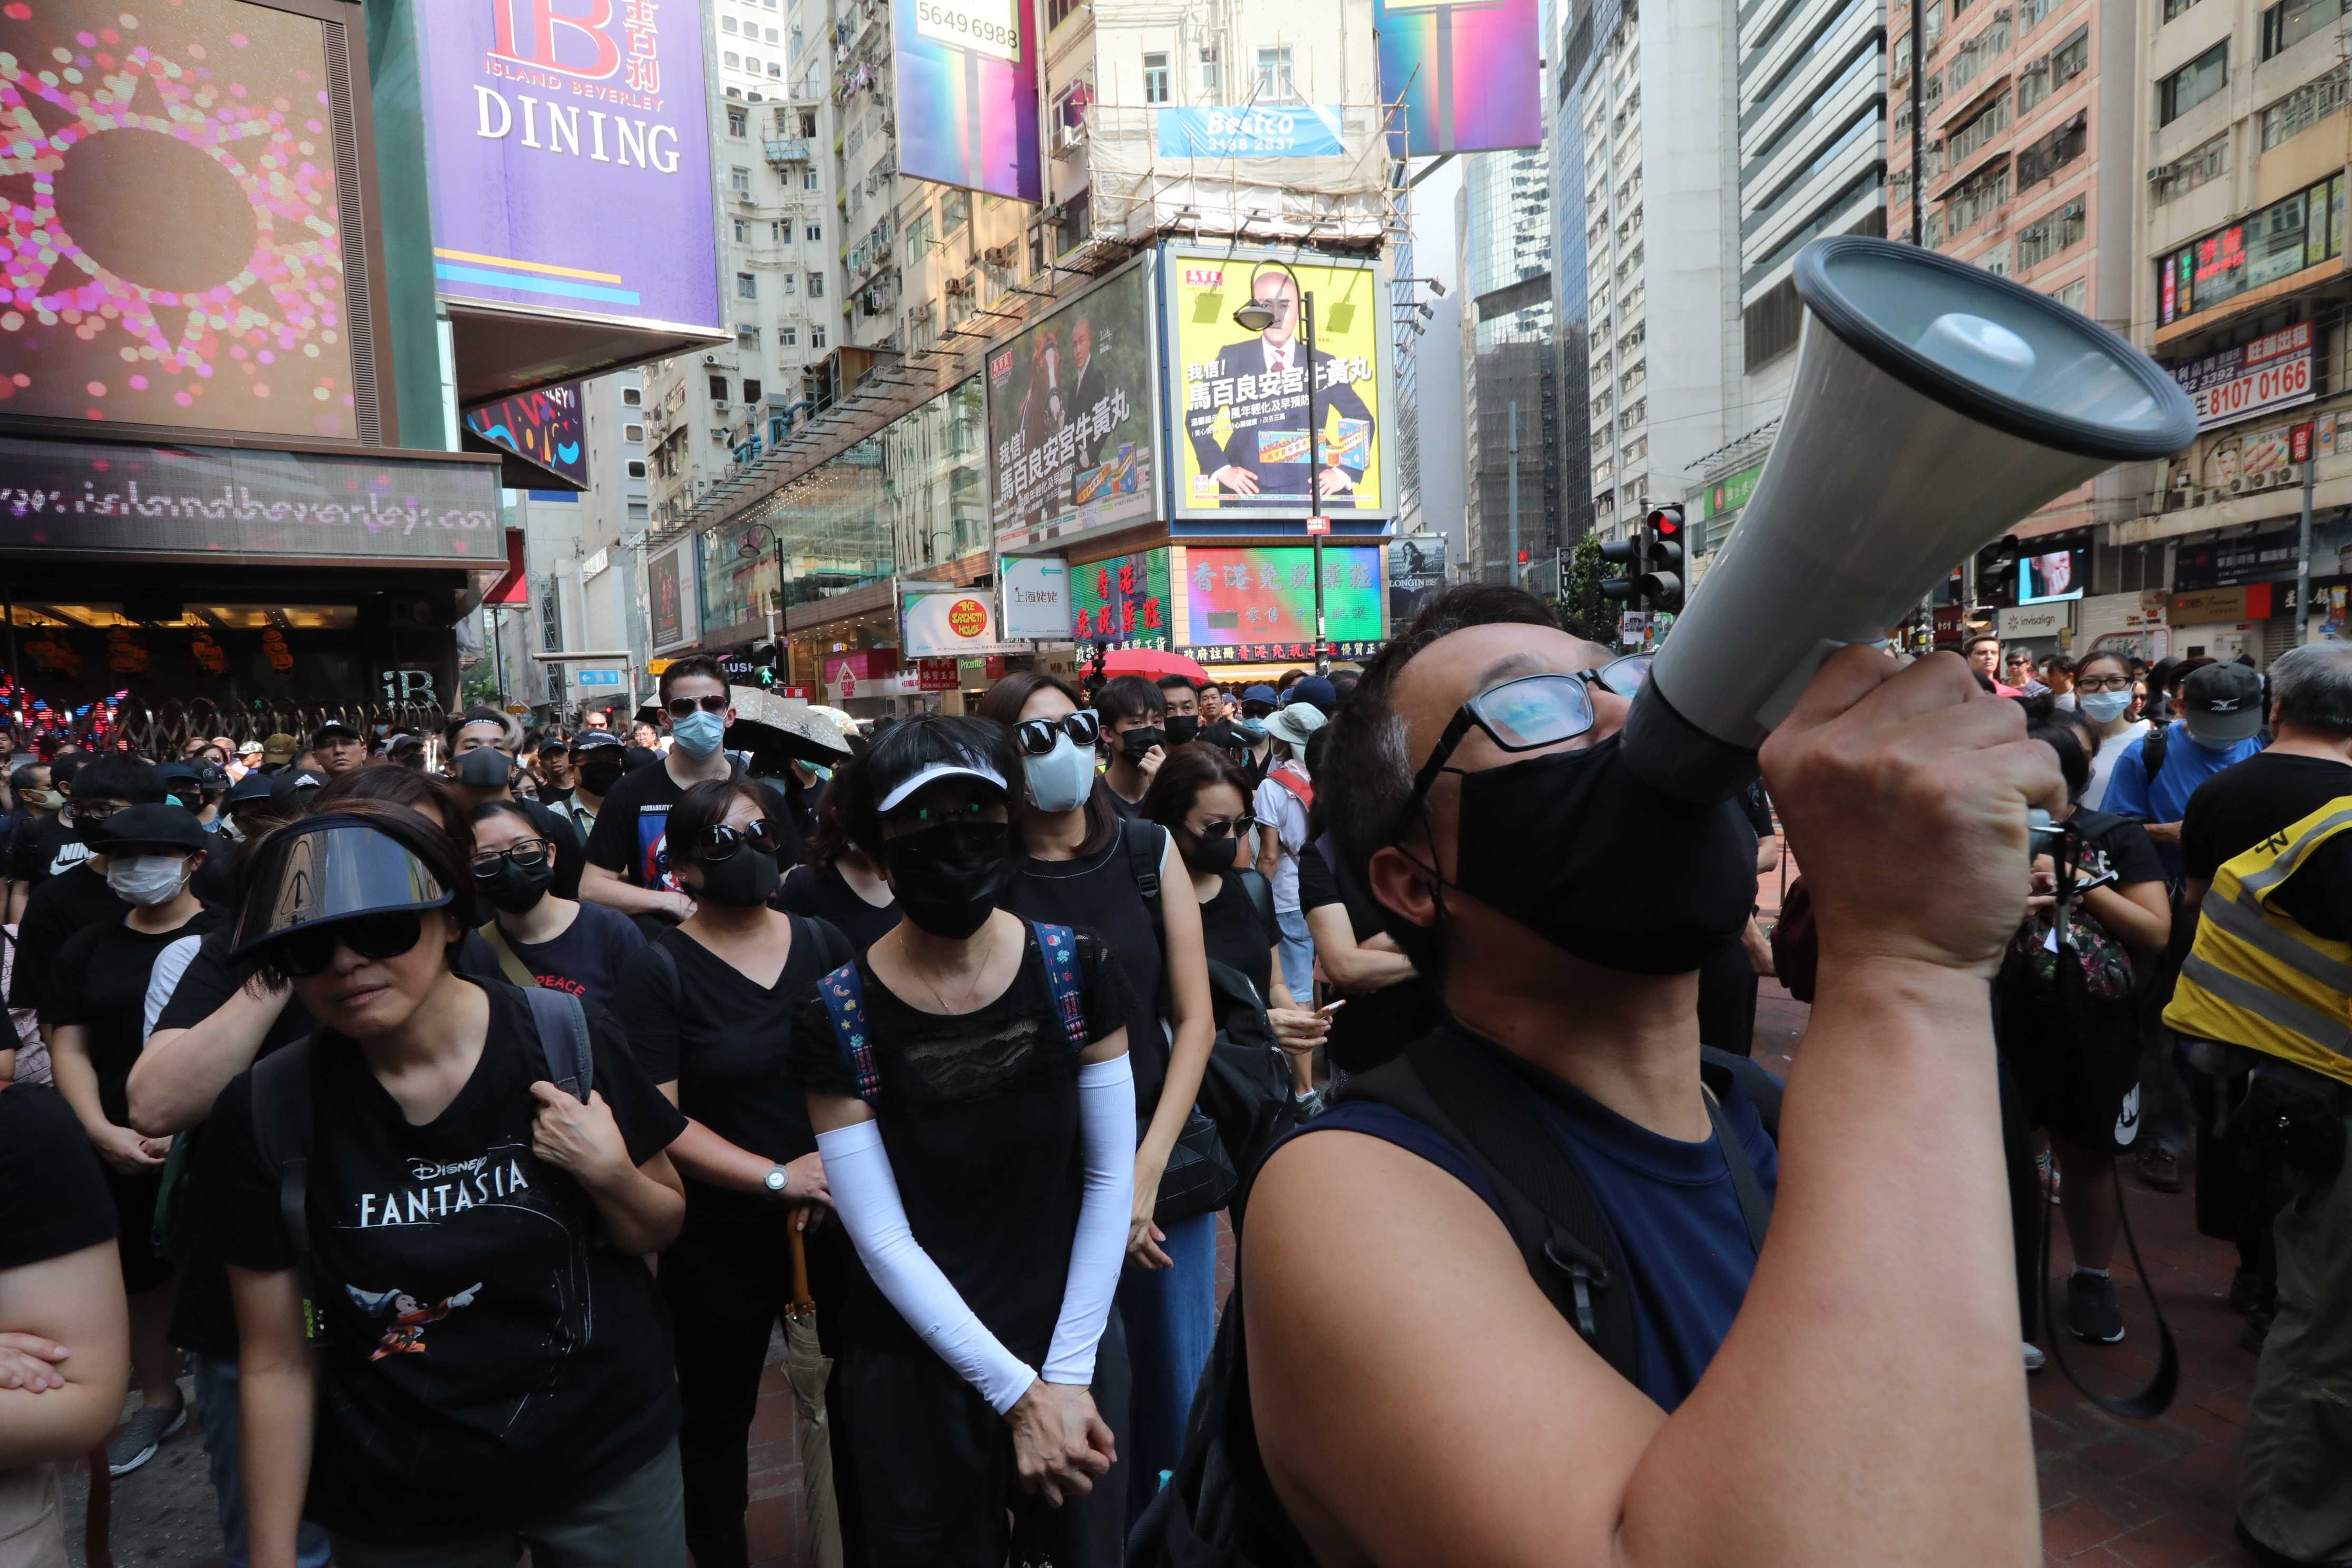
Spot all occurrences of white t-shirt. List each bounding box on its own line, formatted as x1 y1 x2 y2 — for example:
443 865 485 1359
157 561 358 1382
1252 769 1312 913
2084 718 2152 812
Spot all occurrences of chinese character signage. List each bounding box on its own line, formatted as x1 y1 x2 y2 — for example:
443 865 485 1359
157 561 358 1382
1703 459 1767 520
1167 248 1393 521
1157 106 1347 158
2167 323 2315 428
1375 0 1540 156
987 262 1160 549
415 0 722 335
1184 546 1383 651
1070 550 1174 650
0 0 368 442
463 382 589 487
890 0 1039 200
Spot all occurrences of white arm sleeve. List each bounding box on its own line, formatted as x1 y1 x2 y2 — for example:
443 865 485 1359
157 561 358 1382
816 1118 1038 1415
1043 1054 1136 1386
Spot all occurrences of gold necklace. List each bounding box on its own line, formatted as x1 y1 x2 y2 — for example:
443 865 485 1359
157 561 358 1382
911 919 1003 1015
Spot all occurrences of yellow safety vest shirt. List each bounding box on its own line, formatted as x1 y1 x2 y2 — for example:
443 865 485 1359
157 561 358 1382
2164 795 2352 1089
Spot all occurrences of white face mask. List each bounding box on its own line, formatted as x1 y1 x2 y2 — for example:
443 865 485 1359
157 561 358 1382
106 853 190 908
2079 689 2133 723
1023 733 1097 814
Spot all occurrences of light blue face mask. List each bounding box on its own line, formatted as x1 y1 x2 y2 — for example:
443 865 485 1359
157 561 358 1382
1024 733 1097 814
672 709 727 759
1239 718 1267 736
2079 689 2133 723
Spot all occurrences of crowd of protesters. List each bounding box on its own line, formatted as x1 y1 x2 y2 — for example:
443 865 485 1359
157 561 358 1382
1 616 2347 1568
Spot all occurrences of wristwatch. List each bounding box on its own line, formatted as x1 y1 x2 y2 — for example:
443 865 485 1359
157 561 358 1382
760 1165 791 1202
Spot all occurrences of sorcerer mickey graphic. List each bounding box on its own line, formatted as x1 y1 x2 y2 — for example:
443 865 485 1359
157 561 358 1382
346 1282 483 1361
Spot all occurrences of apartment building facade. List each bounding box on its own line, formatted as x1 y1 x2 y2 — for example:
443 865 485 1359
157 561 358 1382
1462 147 1565 583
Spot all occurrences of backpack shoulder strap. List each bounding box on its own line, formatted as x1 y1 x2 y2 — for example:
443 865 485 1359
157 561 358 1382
521 986 593 1103
1031 922 1089 1055
802 913 854 973
1122 817 1164 903
816 959 880 1101
249 1039 316 1266
1236 867 1276 940
478 922 538 990
1698 1045 1783 1141
2142 722 2169 786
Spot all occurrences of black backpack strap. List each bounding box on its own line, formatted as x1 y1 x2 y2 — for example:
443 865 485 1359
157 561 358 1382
1699 1092 1771 1254
2141 722 2168 787
522 986 593 1102
799 913 854 973
1124 818 1165 922
248 1038 321 1342
1699 1045 1783 1141
1234 867 1276 944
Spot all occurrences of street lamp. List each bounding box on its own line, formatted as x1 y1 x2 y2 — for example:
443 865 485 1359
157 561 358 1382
737 522 789 669
1233 261 1332 676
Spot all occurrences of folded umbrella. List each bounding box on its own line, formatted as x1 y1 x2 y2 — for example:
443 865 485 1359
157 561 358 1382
785 1226 844 1568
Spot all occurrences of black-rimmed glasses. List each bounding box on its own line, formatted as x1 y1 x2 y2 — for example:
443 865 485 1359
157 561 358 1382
471 840 551 877
665 694 730 719
1402 654 1651 822
1013 711 1102 756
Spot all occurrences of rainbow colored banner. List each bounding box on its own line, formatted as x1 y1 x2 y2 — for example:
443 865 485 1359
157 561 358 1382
1376 0 1541 156
890 0 1041 201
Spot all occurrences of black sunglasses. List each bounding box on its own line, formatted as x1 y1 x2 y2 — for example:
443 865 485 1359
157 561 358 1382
1013 711 1102 756
685 819 781 862
1402 655 1652 823
1188 814 1256 841
665 694 729 719
472 840 551 877
273 911 427 978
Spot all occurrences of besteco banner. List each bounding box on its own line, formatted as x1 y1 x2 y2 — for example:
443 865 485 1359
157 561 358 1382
986 264 1159 548
1375 0 1541 156
416 0 722 334
890 0 1040 200
1168 251 1390 520
2169 322 2315 428
1157 106 1347 158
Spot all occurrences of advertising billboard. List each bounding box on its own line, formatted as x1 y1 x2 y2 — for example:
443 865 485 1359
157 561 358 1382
463 382 589 487
889 0 1039 201
1167 250 1392 521
1182 546 1383 654
2016 542 2088 604
901 583 1008 658
1070 550 1174 651
1375 0 1542 156
999 556 1073 641
648 543 694 652
0 0 372 442
2167 323 2315 429
1158 106 1347 159
1388 534 1447 622
987 262 1160 551
415 0 722 336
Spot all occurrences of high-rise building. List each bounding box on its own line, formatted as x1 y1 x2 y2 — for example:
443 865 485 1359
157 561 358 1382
1461 147 1562 583
1550 0 1602 572
1582 0 1737 542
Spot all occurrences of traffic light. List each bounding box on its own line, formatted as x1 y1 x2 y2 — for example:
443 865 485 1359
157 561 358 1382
751 640 782 689
1599 527 1647 613
1641 504 1685 614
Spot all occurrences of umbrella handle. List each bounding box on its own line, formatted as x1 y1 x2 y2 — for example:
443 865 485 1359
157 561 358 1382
789 1225 816 1314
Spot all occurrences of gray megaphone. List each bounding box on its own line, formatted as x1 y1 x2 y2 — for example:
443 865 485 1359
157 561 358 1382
1621 236 2198 802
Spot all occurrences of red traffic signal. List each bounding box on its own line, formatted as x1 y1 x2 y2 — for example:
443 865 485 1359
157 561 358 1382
1517 548 1530 564
1645 503 1684 540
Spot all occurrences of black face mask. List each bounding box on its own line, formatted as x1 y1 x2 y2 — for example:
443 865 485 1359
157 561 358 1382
457 749 512 788
1164 715 1201 746
1408 733 1756 975
577 759 626 796
1118 727 1165 765
479 859 555 914
693 846 780 908
1182 831 1240 874
882 820 1011 939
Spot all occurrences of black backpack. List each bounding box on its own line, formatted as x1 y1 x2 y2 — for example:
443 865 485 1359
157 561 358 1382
248 984 595 1343
1129 1033 1780 1566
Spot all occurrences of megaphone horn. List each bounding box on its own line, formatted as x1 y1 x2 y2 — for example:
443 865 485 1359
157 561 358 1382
1622 236 2197 802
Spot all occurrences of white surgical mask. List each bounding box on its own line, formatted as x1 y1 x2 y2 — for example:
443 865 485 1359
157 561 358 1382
2079 689 2133 724
1024 733 1097 814
106 853 190 908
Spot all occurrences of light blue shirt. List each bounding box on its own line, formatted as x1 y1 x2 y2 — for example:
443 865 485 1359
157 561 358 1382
2100 720 2264 879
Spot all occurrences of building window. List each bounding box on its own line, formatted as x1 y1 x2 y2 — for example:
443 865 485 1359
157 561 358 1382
1924 2 1943 45
2045 277 2087 312
722 15 738 32
626 459 648 478
730 165 751 194
2015 196 2085 269
744 55 760 71
804 168 820 189
2017 0 2053 29
807 272 824 297
769 62 783 76
2015 110 2085 184
727 105 748 136
806 221 822 241
622 386 642 406
1944 91 2012 169
1255 46 1297 103
1941 159 2012 236
2158 42 2227 125
733 218 751 242
906 210 935 260
1143 51 1170 103
743 378 763 403
1200 44 1220 94
737 324 759 348
1047 0 1081 27
943 189 970 233
623 423 645 443
2016 54 2049 111
779 326 798 346
708 375 729 401
1947 9 2014 94
2047 25 2088 91
1976 239 2013 277
811 325 828 349
1742 276 1802 373
2262 65 2350 149
736 271 758 298
724 50 740 66
2152 132 2229 204
767 26 780 42
2264 0 2351 57
2163 0 2203 17
2157 173 2346 324
780 273 796 294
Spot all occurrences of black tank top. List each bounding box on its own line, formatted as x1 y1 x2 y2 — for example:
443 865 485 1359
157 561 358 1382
1001 819 1170 1123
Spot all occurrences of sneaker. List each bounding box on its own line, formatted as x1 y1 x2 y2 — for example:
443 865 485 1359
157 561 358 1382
106 1402 187 1476
2023 1341 2046 1373
2066 1272 2126 1345
2134 1143 2183 1193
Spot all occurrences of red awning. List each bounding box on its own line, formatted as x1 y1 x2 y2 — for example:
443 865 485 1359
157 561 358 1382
483 528 528 605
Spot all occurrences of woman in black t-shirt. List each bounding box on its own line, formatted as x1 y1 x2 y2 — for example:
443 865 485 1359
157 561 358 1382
777 761 901 950
468 800 646 1013
793 716 1135 1568
191 802 690 1568
1141 743 1326 1095
613 777 850 1568
1996 724 2171 1351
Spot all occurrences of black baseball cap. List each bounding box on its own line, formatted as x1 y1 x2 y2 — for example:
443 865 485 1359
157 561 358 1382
312 720 363 744
571 730 624 757
2181 661 2265 746
156 760 201 789
224 771 279 809
91 801 209 855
